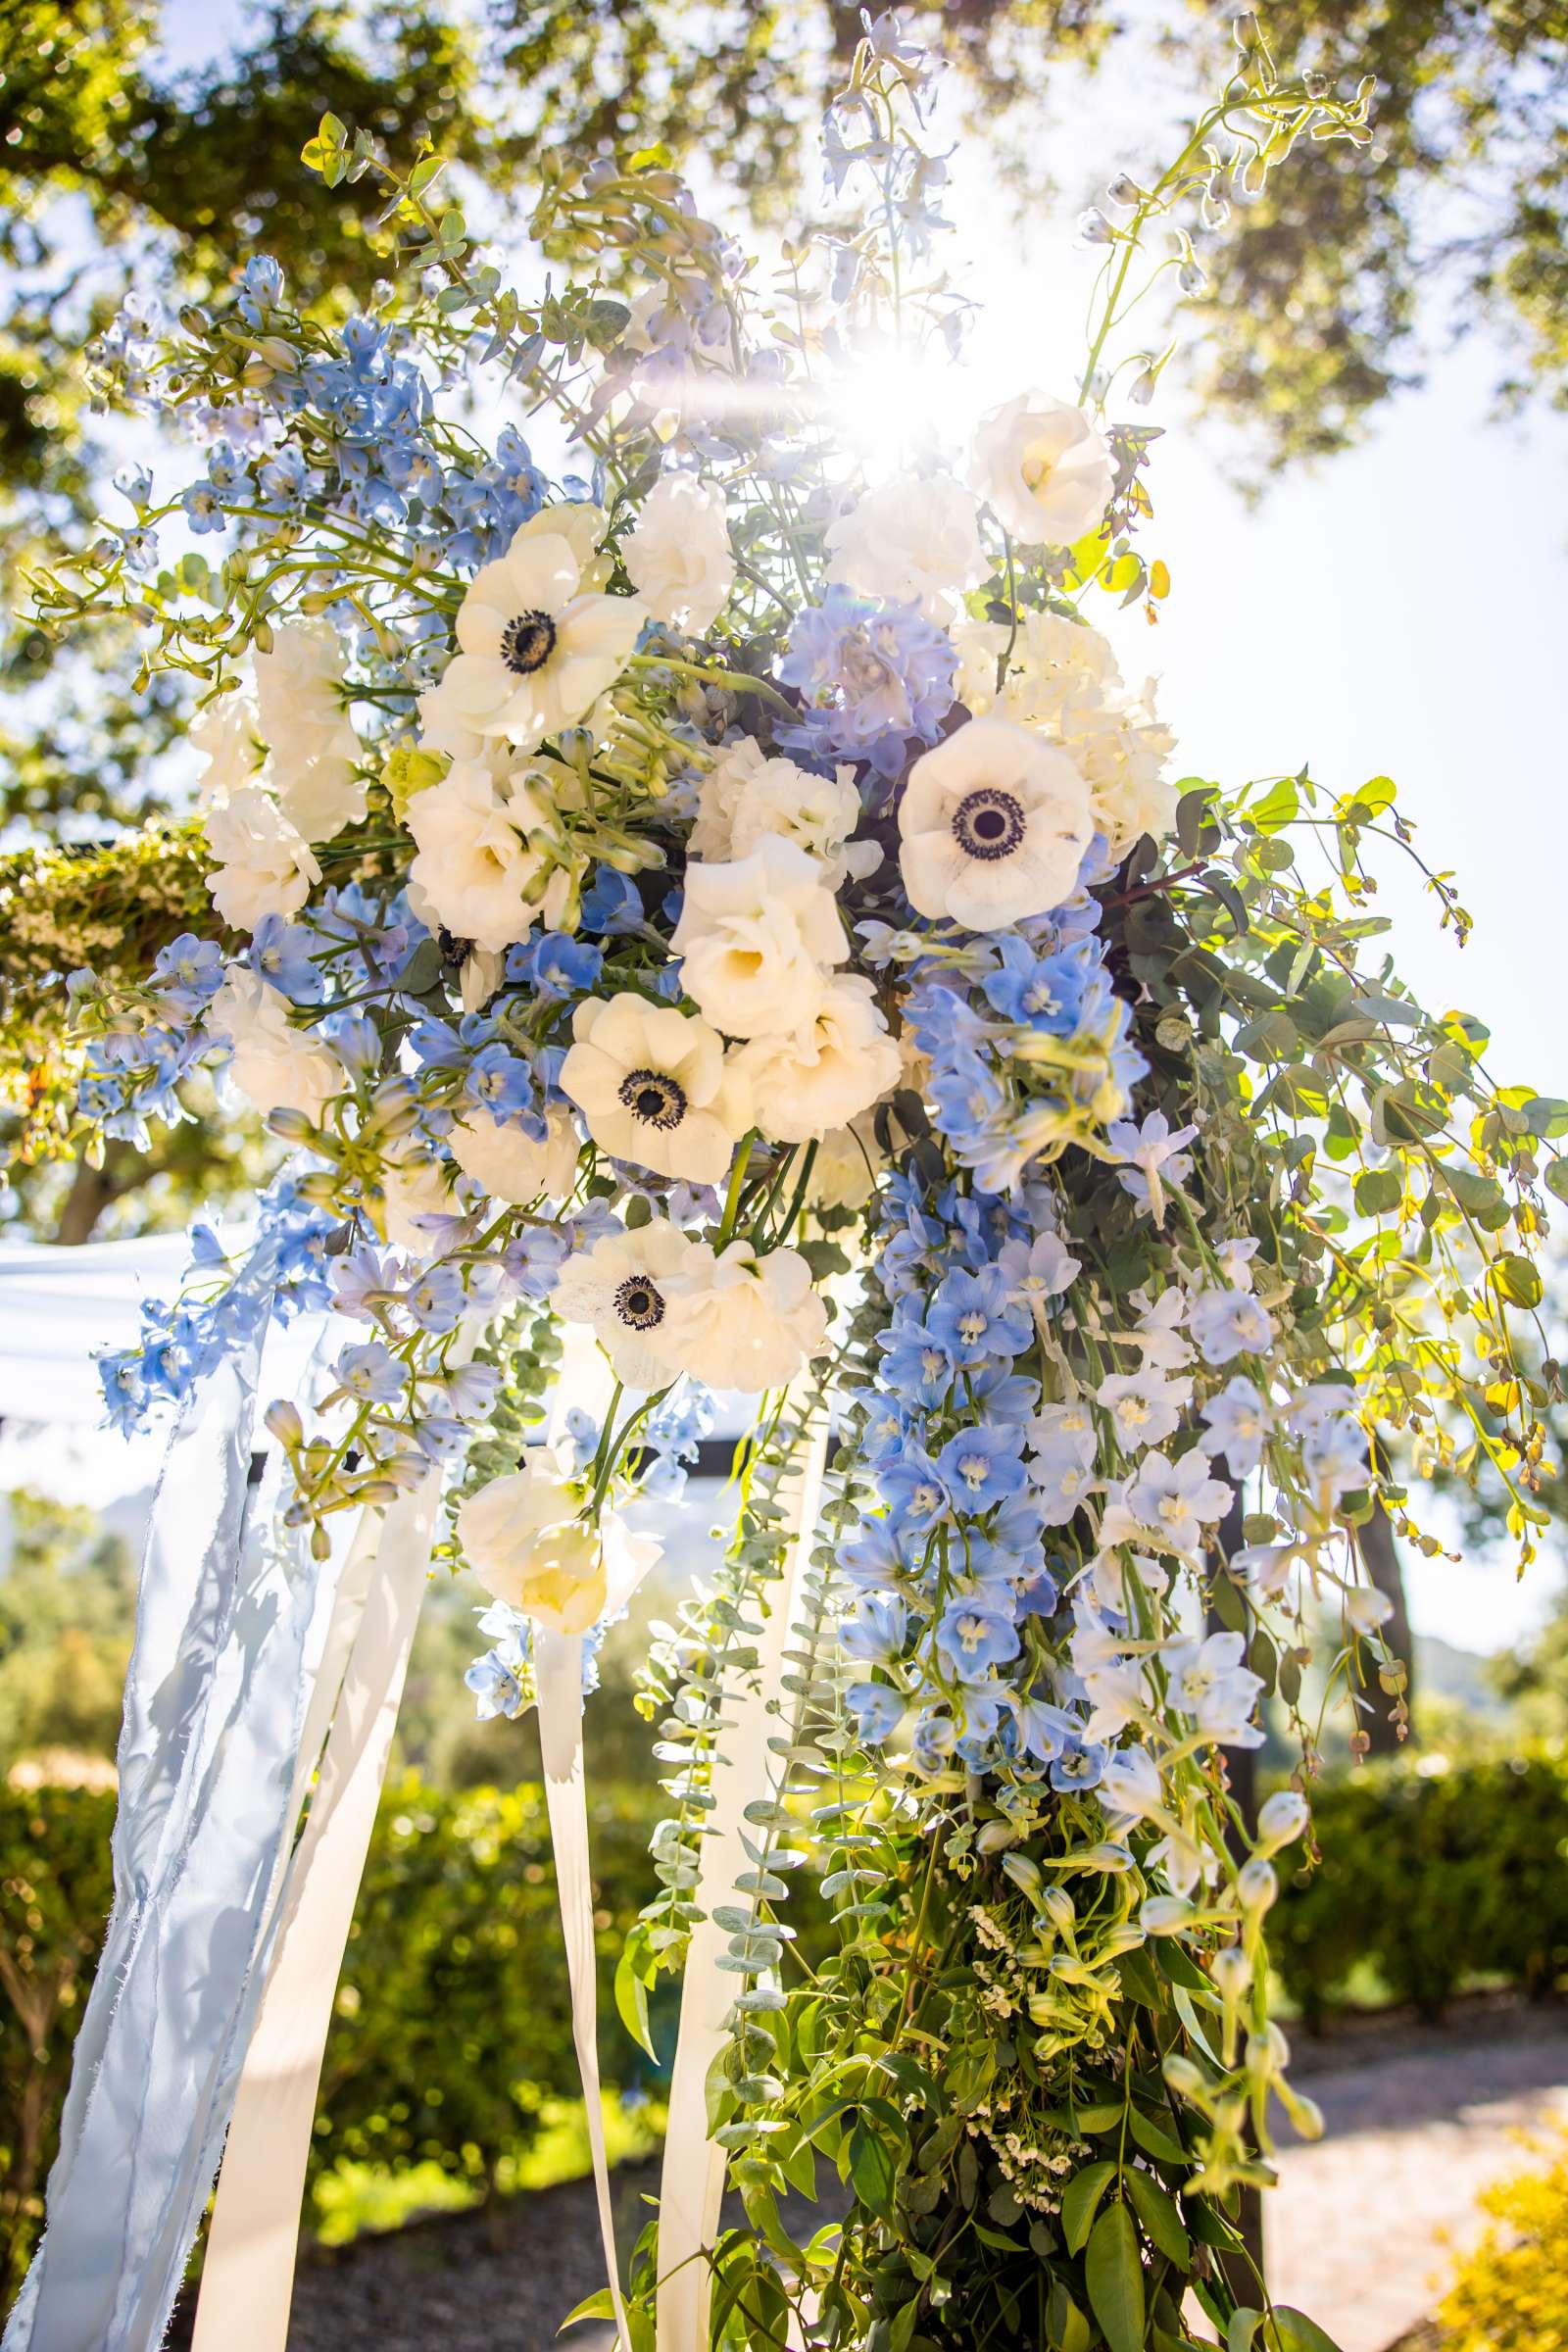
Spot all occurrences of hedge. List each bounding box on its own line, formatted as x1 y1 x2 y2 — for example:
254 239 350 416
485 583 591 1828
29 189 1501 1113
0 1775 669 2302
7 1749 1568 2305
1269 1748 1568 2028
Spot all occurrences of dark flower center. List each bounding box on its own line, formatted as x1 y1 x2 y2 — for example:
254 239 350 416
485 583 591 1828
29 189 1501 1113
501 609 558 675
618 1067 687 1129
952 786 1025 861
614 1275 665 1332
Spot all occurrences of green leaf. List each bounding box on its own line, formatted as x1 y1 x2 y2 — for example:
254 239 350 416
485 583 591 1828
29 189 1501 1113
1085 2202 1146 2352
1524 1095 1568 1139
850 2121 898 2222
1126 2168 1191 2266
1263 2311 1347 2352
1129 2107 1191 2167
1227 2313 1262 2352
613 1947 656 2060
1249 774 1298 834
560 2286 617 2326
1547 1159 1568 1205
1061 2159 1117 2255
1353 1167 1402 1216
1493 1252 1544 1309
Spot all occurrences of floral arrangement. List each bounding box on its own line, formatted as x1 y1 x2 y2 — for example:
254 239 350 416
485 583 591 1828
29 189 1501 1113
35 11 1564 2349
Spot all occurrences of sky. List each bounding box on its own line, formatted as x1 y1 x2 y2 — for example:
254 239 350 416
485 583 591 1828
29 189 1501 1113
10 1 1568 1654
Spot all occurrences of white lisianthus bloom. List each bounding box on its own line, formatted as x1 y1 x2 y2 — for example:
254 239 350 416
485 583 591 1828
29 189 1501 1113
810 1111 883 1210
551 1219 698 1387
423 511 645 749
661 1240 828 1391
825 471 986 621
457 1459 660 1635
449 1103 579 1205
406 759 558 953
205 786 321 929
205 963 341 1122
690 736 768 860
898 715 1094 929
377 1144 455 1253
253 621 366 838
671 836 847 1038
970 391 1113 547
735 974 901 1143
728 758 880 885
560 994 751 1183
189 679 264 807
621 471 735 634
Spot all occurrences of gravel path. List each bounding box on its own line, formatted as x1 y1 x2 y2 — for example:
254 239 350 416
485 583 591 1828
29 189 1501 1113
169 2005 1568 2352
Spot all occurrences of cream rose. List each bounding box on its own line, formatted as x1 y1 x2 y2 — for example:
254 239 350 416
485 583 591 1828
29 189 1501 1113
670 836 847 1039
969 391 1113 548
457 1460 659 1635
448 1103 580 1205
734 975 901 1144
621 471 735 634
660 1240 829 1391
205 963 342 1123
825 471 986 621
205 786 320 930
406 759 556 954
253 620 366 839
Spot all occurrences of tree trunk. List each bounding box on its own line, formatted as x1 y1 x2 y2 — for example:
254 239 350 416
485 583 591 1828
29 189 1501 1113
1358 1489 1414 1756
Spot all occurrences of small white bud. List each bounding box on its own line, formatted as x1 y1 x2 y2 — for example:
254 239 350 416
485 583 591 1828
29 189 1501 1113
1237 1857 1278 1915
1256 1789 1310 1853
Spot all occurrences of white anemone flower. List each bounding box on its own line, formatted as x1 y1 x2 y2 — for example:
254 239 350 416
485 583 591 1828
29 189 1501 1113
621 471 735 634
551 1220 698 1388
969 391 1113 547
898 714 1093 930
671 836 847 1039
428 513 645 749
560 993 752 1184
735 974 901 1143
660 1240 828 1391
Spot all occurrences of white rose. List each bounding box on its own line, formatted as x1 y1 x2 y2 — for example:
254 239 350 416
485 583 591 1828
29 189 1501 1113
728 758 880 886
551 1219 697 1388
691 736 768 860
254 620 366 839
661 1240 828 1392
457 1461 660 1635
899 714 1094 929
406 759 553 954
205 963 342 1122
560 993 752 1184
378 1143 455 1253
734 974 901 1144
1068 690 1179 857
671 836 847 1039
825 471 986 621
205 786 321 929
189 678 264 807
810 1111 883 1210
969 391 1113 548
449 1103 580 1205
423 512 645 750
622 471 735 634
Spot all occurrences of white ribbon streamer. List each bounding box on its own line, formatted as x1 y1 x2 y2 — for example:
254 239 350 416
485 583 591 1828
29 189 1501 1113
191 1469 443 2351
656 1412 828 2352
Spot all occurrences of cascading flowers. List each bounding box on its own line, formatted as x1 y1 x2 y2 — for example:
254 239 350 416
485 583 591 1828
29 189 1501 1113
42 10 1562 2349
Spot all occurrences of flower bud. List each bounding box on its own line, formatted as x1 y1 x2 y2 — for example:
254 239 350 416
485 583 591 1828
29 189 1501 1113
1001 1851 1043 1896
1211 1944 1251 2001
1141 1896 1193 1936
1040 1886 1075 1934
1237 1857 1278 1915
1255 1789 1310 1854
264 1399 304 1448
1162 2054 1206 2099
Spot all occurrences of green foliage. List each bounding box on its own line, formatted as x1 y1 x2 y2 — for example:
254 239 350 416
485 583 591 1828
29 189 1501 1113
1434 2128 1568 2350
1270 1749 1568 2028
0 1492 136 1771
0 1773 670 2302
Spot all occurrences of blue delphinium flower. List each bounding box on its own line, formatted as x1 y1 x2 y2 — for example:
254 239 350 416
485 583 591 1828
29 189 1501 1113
776 585 956 778
151 934 224 1016
251 914 323 1003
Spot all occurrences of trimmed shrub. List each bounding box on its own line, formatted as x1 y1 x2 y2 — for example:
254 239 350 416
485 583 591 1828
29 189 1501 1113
1434 2131 1568 2348
1271 1748 1568 2027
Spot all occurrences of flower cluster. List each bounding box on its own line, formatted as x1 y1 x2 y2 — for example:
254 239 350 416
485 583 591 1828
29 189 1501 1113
49 12 1554 2346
